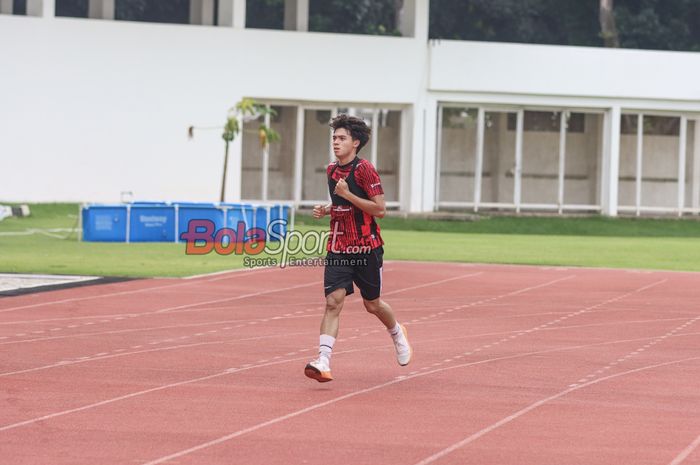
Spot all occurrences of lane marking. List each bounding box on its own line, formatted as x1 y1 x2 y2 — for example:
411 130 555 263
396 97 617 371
0 267 281 314
142 353 700 465
668 433 700 465
413 356 700 465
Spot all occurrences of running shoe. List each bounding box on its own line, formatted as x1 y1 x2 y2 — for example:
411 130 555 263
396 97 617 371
394 324 413 366
304 358 333 382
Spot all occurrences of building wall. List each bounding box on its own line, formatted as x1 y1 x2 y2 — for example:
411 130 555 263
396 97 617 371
0 15 423 203
429 40 700 102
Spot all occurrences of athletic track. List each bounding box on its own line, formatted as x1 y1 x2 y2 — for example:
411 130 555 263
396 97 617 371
1 262 698 464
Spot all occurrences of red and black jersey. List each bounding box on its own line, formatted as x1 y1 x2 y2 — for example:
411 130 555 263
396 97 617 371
326 157 384 253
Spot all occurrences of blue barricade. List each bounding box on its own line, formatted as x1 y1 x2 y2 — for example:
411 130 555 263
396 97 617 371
81 205 128 242
82 202 292 242
176 205 225 243
130 205 176 242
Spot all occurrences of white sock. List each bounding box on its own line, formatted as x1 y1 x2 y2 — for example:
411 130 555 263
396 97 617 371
319 334 335 364
388 322 402 339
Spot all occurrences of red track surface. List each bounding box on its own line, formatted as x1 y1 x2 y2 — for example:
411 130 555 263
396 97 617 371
1 262 699 465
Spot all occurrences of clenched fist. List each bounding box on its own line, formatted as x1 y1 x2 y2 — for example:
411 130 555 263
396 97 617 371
312 204 327 219
334 177 350 198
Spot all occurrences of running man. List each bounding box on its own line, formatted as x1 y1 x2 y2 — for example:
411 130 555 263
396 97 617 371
304 114 412 383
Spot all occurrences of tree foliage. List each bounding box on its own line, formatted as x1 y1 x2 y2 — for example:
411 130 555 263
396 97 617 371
246 0 284 30
54 0 700 52
115 0 189 24
614 0 700 51
429 0 700 52
309 0 400 36
246 0 400 35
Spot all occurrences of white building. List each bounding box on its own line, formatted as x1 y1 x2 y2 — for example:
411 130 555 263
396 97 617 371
2 0 699 216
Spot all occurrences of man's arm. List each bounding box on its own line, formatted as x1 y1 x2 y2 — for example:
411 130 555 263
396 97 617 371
334 178 386 218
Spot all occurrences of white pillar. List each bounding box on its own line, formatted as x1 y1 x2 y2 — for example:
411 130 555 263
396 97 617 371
218 0 245 28
26 0 53 17
284 0 308 31
293 107 305 205
89 0 115 19
398 0 416 37
405 0 431 212
400 108 413 211
370 109 379 168
693 121 700 212
0 0 13 15
601 106 621 216
421 97 439 211
677 116 687 216
473 108 485 212
635 113 643 216
190 0 215 25
432 104 444 209
399 0 429 40
557 111 567 213
514 110 524 213
407 106 422 211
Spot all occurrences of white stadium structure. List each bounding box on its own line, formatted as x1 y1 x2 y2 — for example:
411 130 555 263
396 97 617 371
2 0 700 216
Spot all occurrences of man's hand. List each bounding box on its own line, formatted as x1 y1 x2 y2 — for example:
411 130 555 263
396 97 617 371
312 204 327 219
334 178 350 199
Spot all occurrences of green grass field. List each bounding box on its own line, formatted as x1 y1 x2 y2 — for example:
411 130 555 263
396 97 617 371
1 203 699 277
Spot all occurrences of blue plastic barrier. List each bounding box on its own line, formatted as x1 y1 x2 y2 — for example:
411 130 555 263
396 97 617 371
176 204 225 242
81 205 128 242
81 202 292 243
130 205 176 242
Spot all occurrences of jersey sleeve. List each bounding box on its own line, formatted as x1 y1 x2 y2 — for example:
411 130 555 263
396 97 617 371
356 161 384 197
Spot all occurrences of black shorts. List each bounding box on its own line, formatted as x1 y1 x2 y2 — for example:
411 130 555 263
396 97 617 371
324 247 383 300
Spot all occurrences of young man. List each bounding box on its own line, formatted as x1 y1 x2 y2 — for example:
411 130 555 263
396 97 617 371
304 114 412 383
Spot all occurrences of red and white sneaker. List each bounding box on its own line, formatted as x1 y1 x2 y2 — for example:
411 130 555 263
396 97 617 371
304 358 333 383
393 325 412 366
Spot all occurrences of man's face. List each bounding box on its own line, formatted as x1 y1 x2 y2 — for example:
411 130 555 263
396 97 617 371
332 128 359 159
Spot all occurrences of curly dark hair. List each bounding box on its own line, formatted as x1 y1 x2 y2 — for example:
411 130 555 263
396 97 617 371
329 114 372 154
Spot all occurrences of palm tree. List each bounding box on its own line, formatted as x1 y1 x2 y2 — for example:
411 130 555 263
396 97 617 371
189 98 280 202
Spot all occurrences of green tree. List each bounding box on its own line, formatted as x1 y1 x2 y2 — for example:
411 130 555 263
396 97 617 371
428 0 700 52
189 99 280 203
429 0 599 46
246 0 284 30
115 0 189 24
614 0 700 51
309 0 401 36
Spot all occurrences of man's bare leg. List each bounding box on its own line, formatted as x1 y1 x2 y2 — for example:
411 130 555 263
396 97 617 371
320 288 346 337
363 297 412 366
305 288 346 382
362 297 396 329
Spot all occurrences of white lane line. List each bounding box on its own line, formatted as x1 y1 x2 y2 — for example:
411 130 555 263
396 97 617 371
0 272 488 346
668 433 700 465
462 279 669 356
569 315 700 387
382 272 483 296
3 312 689 380
141 353 700 465
0 272 574 377
412 356 700 465
151 281 320 315
4 324 697 440
0 280 320 327
0 267 281 314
